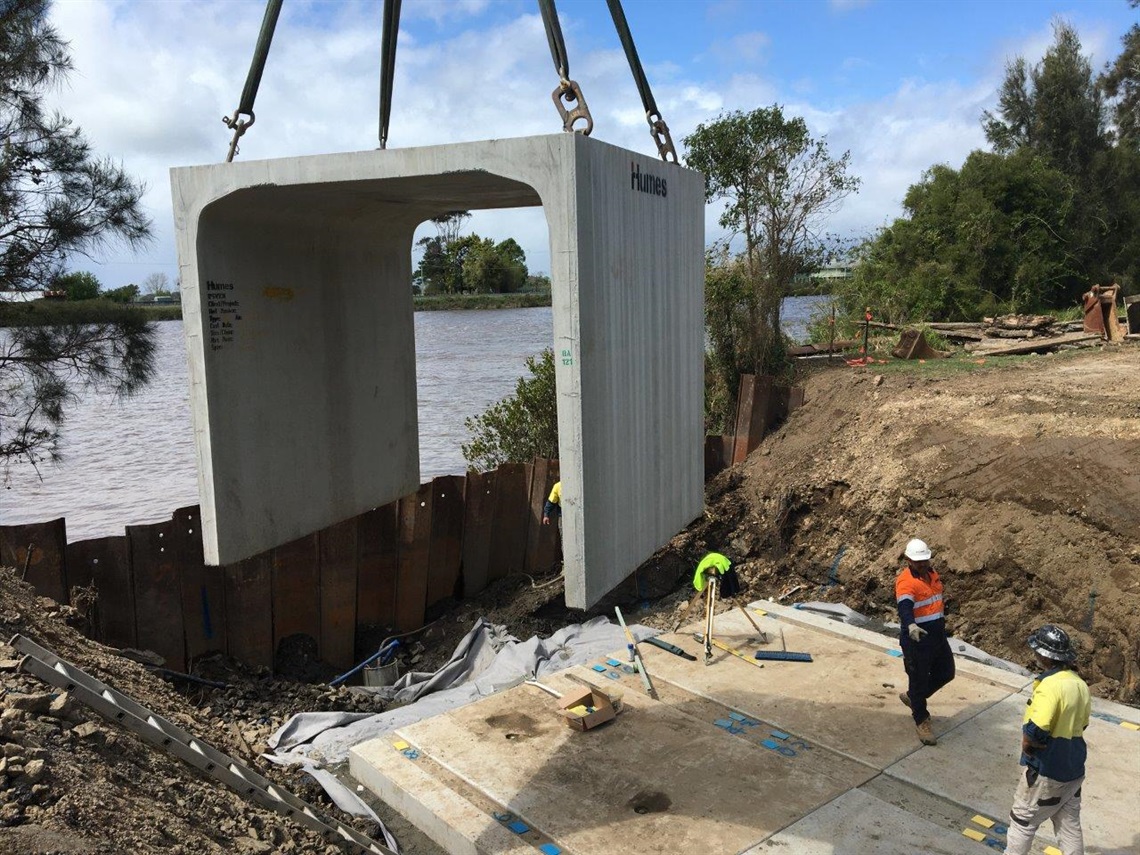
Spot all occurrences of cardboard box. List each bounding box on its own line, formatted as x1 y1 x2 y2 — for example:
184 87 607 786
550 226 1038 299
556 686 617 731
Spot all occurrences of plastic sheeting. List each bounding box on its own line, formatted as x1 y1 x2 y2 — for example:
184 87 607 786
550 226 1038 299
267 616 652 767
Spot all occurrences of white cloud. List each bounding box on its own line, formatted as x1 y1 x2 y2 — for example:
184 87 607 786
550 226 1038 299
36 0 1120 286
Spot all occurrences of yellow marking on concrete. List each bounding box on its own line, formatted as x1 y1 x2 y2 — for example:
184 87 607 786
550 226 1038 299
1044 847 1062 855
1120 721 1139 731
752 609 768 617
961 828 986 842
262 286 295 301
392 740 409 751
970 815 995 828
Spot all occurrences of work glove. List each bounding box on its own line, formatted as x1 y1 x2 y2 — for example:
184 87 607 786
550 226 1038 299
907 624 928 643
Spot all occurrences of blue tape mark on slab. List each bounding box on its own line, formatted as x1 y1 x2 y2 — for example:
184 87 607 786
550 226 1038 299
761 738 780 750
1092 711 1122 724
606 658 622 667
886 649 903 657
728 712 747 722
507 820 529 834
539 845 562 855
492 811 514 823
605 670 622 680
984 839 1004 850
992 824 1008 835
770 730 789 740
592 664 607 672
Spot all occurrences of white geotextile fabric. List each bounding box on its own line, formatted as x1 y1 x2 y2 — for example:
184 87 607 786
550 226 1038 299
266 616 652 768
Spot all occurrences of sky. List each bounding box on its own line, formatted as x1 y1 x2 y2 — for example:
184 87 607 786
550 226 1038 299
41 0 1139 289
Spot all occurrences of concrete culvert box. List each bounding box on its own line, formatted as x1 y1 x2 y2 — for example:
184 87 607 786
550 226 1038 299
171 134 705 609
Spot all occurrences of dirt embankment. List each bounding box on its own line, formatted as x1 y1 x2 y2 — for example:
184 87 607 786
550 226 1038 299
0 346 1135 855
632 347 1140 703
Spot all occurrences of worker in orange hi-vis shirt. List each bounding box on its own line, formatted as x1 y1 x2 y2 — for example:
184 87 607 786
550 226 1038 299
895 538 955 746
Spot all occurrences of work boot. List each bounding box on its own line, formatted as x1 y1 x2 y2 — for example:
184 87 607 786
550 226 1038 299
898 692 911 709
916 717 937 746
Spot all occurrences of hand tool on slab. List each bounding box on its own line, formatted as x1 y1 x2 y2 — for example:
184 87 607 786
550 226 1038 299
643 636 697 661
614 607 658 699
753 650 813 663
711 639 764 669
737 606 768 644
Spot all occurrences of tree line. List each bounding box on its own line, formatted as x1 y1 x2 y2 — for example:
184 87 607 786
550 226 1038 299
836 16 1140 324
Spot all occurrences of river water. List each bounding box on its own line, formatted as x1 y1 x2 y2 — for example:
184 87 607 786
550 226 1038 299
3 296 825 540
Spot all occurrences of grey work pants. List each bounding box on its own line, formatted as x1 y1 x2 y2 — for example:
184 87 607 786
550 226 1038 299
1004 767 1084 855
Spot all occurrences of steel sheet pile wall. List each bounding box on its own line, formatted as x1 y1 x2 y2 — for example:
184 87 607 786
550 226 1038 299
0 460 560 673
704 376 806 480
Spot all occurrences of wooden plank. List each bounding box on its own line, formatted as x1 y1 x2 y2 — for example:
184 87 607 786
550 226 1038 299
426 475 465 607
128 520 186 671
731 374 756 465
976 332 1099 357
0 518 68 604
460 470 495 597
747 375 774 450
524 459 560 575
319 518 358 670
65 536 135 648
271 533 320 657
395 485 432 631
223 555 274 671
488 463 529 582
170 505 226 663
357 503 398 630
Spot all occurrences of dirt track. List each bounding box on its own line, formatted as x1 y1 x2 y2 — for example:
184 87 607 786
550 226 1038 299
0 345 1136 854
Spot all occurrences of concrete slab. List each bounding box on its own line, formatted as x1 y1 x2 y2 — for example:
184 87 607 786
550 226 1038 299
171 135 705 609
886 693 1140 855
350 606 1140 855
640 608 1012 768
753 788 983 855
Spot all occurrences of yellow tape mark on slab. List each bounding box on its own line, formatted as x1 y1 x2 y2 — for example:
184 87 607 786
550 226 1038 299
752 609 768 617
392 740 409 751
970 815 995 828
961 828 986 842
1044 847 1062 855
1120 720 1140 731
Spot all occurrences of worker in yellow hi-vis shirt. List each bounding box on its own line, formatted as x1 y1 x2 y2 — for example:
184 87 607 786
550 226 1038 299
541 481 561 526
1003 624 1090 855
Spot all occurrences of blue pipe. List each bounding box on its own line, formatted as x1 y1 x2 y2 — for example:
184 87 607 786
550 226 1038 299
329 639 399 687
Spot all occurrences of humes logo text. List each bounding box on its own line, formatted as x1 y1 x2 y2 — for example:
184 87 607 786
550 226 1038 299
630 162 667 198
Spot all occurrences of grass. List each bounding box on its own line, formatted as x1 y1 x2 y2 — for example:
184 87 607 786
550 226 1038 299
413 292 552 311
0 299 182 326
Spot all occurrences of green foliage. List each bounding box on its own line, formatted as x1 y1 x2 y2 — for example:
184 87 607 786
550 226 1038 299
414 233 529 295
462 349 558 472
0 0 155 469
56 270 101 301
102 283 139 303
0 300 157 468
851 22 1140 324
1100 19 1140 146
703 248 755 433
684 105 859 378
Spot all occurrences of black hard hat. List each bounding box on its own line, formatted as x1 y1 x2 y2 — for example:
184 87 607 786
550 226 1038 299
1028 624 1077 663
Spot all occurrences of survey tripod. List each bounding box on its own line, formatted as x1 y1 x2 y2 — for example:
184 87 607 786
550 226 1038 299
703 573 719 666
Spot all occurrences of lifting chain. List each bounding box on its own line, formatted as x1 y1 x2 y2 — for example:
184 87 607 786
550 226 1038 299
538 0 593 135
606 0 676 163
222 0 283 162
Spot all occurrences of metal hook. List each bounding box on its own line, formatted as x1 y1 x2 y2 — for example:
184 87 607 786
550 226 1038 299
222 110 256 162
552 79 593 135
647 112 677 163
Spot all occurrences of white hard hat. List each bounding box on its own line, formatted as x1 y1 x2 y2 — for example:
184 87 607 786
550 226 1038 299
904 538 932 561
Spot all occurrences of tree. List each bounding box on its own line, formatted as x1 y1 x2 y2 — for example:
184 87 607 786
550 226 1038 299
56 270 100 301
462 237 528 294
102 283 139 303
684 106 859 376
983 21 1107 173
703 246 755 433
1100 5 1140 147
0 0 155 470
462 349 558 471
141 272 170 295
